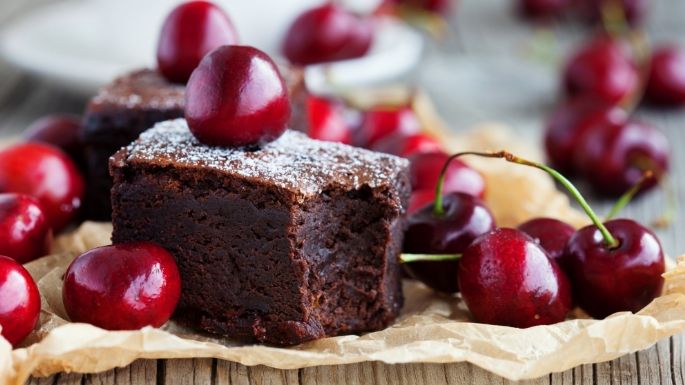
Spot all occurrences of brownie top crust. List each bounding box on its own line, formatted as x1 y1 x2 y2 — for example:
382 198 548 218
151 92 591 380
113 119 409 199
89 69 185 111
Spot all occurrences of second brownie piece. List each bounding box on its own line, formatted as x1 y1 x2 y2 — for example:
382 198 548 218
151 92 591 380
110 119 410 346
82 69 185 220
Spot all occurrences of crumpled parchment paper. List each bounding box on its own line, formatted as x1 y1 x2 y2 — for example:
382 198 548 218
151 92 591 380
1 123 682 385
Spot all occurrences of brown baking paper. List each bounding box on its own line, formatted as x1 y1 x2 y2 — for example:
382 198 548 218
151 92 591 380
2 124 684 385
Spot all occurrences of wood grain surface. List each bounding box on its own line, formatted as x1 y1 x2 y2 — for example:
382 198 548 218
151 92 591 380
2 0 685 383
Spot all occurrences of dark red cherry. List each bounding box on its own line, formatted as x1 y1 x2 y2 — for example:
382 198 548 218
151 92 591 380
23 114 85 170
459 228 572 327
157 1 238 84
282 4 374 66
575 0 648 26
403 192 495 294
0 255 41 346
63 242 181 330
370 132 443 158
410 151 486 198
645 45 685 106
0 143 84 231
544 98 627 174
563 36 639 105
0 194 50 264
356 106 421 148
574 118 669 196
564 219 664 318
518 217 575 263
186 45 290 147
306 95 352 144
517 0 571 20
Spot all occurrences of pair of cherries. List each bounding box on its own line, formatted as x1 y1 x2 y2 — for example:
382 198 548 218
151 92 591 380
154 1 289 147
564 36 685 107
544 34 674 197
544 97 669 196
0 241 181 347
403 151 665 327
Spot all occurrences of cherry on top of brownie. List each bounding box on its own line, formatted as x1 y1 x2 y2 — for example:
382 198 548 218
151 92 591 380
116 118 409 199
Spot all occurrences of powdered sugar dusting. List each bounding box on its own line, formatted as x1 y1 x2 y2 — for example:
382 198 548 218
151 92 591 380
123 119 409 196
91 69 185 110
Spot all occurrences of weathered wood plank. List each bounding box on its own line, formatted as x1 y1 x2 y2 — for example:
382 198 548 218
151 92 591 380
162 359 213 385
247 365 299 385
215 360 250 385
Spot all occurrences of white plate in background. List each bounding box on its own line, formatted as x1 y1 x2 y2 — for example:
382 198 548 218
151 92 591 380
0 0 423 95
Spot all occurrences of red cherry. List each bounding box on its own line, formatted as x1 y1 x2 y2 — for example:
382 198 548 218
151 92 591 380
0 143 84 231
306 95 352 144
282 4 374 66
370 132 443 158
0 194 50 264
23 114 85 170
544 98 627 174
409 151 485 198
574 118 669 196
403 192 495 294
563 36 639 105
518 217 575 263
517 0 571 20
645 45 685 106
458 228 572 327
564 219 664 318
63 242 181 330
157 1 238 84
356 106 421 148
0 255 41 346
185 46 290 147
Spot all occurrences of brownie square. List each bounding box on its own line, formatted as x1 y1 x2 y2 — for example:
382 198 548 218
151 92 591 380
81 66 307 221
109 119 410 346
81 69 185 220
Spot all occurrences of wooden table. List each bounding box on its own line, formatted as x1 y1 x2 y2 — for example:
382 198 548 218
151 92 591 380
3 0 685 383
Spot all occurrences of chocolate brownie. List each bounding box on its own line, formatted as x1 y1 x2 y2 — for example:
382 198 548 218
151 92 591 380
82 66 307 220
81 69 185 220
109 119 409 346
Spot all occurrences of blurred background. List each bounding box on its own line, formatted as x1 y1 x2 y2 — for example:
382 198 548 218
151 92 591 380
0 0 684 252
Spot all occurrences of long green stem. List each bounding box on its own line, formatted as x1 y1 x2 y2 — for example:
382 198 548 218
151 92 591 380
400 253 462 263
440 151 620 249
605 171 653 220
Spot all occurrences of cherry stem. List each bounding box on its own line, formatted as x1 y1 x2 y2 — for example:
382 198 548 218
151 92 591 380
400 253 462 263
437 151 620 249
605 171 654 220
